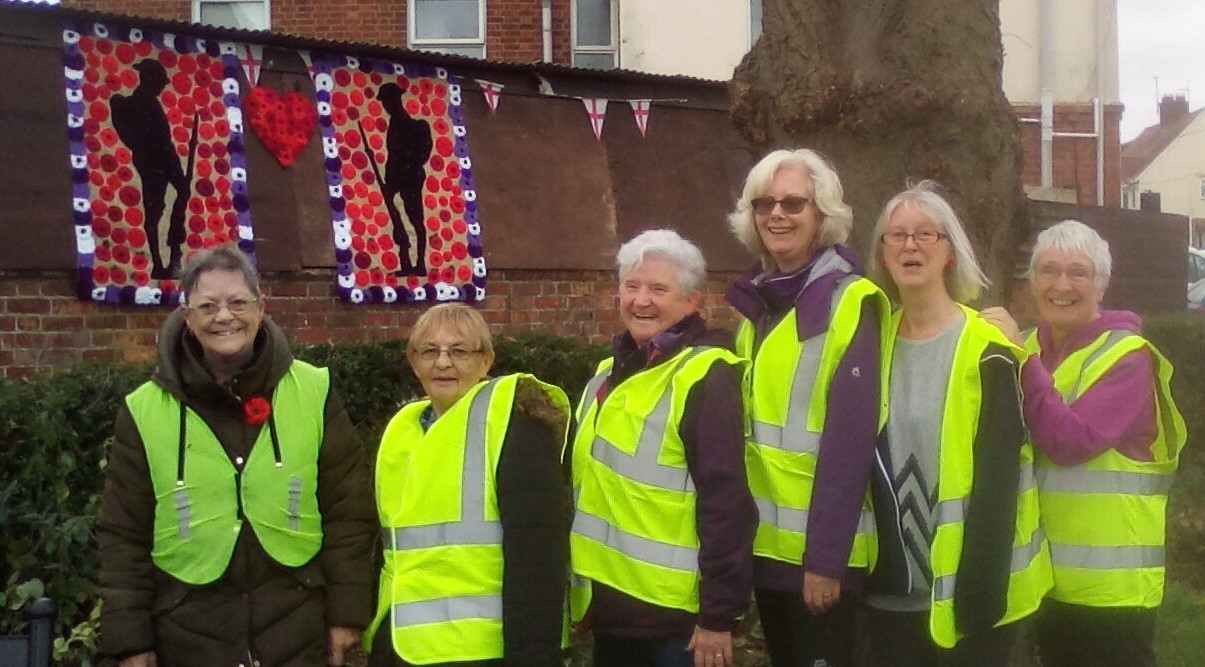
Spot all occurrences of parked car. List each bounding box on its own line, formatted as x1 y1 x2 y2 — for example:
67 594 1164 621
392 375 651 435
1189 247 1205 313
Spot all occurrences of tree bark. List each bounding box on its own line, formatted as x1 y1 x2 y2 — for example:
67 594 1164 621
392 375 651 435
730 0 1026 302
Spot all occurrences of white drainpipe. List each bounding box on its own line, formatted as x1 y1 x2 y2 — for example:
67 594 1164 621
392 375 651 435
1040 0 1054 189
542 0 553 63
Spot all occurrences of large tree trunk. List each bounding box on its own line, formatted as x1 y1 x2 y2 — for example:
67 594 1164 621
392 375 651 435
730 0 1026 303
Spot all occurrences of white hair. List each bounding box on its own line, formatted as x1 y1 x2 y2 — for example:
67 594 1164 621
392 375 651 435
869 180 989 304
727 148 854 270
1028 219 1112 290
616 229 706 293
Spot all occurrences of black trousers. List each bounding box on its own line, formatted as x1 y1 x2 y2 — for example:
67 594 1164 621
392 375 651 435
864 606 1022 667
755 587 858 667
1034 599 1157 667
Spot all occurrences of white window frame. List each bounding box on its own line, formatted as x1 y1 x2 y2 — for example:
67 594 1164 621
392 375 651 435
1198 177 1205 200
1122 182 1138 209
192 0 271 31
571 0 618 69
408 0 487 59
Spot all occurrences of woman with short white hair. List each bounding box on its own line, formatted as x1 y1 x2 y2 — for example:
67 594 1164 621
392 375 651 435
982 219 1186 667
726 149 887 667
571 229 755 667
865 181 1051 665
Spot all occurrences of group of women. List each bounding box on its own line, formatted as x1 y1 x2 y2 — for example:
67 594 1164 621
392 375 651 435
98 147 1185 667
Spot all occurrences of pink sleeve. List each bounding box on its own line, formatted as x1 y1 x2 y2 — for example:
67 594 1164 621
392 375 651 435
1020 349 1158 466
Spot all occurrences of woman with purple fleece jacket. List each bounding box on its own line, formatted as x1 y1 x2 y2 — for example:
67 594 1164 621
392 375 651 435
571 229 756 667
982 220 1186 667
725 149 888 667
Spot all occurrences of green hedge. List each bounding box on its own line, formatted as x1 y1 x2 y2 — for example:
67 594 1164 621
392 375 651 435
1 319 1200 664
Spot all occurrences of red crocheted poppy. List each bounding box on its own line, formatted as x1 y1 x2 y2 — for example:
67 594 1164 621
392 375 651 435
243 397 272 426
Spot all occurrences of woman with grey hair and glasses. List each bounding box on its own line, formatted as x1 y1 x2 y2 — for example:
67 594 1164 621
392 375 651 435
725 149 888 667
981 220 1186 667
571 229 755 667
98 244 377 667
865 182 1050 666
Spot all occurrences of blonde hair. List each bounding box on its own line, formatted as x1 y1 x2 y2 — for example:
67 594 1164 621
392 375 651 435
727 148 853 270
408 303 494 359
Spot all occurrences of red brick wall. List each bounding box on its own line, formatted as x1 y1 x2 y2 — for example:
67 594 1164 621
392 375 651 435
64 0 190 22
65 0 574 63
0 269 742 379
272 0 406 47
1016 103 1123 207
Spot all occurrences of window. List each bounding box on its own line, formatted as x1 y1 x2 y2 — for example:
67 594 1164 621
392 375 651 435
751 0 762 45
572 0 617 70
1199 178 1205 200
409 0 486 58
1122 183 1138 210
194 0 270 31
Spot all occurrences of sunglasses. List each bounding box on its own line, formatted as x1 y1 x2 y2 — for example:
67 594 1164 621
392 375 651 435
750 196 813 216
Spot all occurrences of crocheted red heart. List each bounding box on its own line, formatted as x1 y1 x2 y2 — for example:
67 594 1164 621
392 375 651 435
243 86 317 168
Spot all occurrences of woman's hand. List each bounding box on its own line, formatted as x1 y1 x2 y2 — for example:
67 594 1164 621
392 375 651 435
979 307 1024 347
118 652 157 667
327 626 362 666
687 626 732 667
802 571 841 615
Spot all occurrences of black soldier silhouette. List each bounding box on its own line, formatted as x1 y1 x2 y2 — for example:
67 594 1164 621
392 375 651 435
360 82 433 276
110 59 195 279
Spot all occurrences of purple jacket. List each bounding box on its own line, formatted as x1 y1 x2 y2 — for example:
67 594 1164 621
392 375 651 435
1022 310 1158 465
584 314 757 637
726 245 883 591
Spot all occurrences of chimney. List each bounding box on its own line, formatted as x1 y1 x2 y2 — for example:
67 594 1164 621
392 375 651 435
1159 95 1189 125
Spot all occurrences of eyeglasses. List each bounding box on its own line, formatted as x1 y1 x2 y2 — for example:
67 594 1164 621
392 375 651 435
750 196 813 216
1035 263 1095 284
185 297 259 318
881 231 949 246
413 345 484 363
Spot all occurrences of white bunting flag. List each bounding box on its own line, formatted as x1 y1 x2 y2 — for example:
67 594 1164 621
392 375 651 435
239 44 265 87
475 79 504 113
582 98 608 140
298 50 317 84
629 99 652 137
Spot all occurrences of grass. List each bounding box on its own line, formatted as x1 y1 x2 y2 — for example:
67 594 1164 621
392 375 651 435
1155 581 1205 666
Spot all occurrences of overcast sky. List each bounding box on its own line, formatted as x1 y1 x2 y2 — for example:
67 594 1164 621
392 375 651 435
1118 0 1205 142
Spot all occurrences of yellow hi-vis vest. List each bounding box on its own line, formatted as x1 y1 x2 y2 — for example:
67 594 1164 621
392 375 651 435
128 360 328 585
1025 328 1186 608
367 374 571 665
736 275 888 569
887 306 1051 648
570 346 747 618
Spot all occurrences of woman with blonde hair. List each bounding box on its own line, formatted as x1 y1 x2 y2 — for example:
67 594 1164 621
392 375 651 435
726 149 888 666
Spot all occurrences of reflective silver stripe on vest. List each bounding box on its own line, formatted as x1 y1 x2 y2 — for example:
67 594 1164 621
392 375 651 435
578 371 609 424
753 497 875 537
748 275 857 453
1048 543 1165 570
173 488 192 539
287 476 303 531
1036 467 1172 496
933 525 1047 602
1068 330 1134 401
587 349 711 493
591 388 695 493
572 506 700 574
393 595 503 626
384 380 502 553
934 464 1035 526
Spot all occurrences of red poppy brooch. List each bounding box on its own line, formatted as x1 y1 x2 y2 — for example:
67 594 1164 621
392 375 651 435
243 397 272 426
